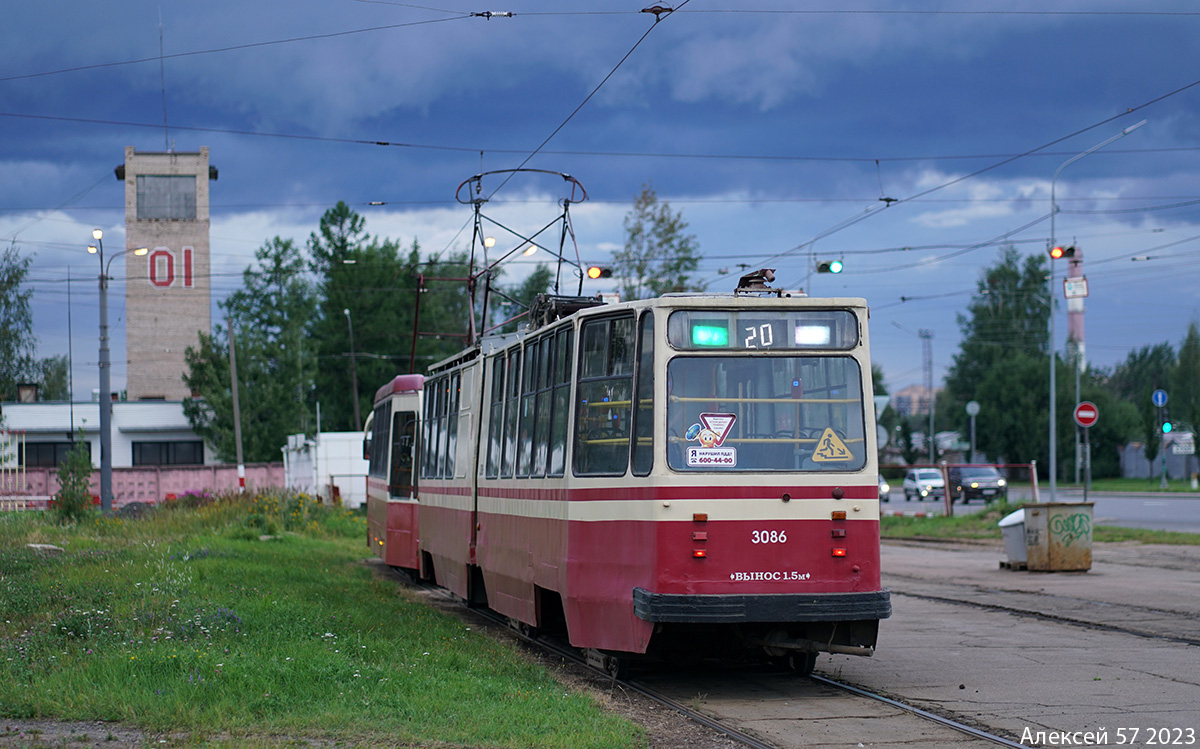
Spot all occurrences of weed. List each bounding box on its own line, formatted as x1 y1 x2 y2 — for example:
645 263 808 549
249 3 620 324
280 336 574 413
51 432 95 525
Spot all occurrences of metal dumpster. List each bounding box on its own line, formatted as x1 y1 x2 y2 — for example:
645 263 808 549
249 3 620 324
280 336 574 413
1022 502 1094 572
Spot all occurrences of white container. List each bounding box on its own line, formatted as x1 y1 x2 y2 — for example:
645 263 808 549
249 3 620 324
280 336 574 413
998 508 1027 564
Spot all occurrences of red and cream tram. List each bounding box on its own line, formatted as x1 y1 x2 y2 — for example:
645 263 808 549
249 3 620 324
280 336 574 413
365 374 424 569
370 281 890 675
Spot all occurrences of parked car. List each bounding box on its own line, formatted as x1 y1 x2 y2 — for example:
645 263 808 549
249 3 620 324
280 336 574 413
948 465 1007 503
902 468 945 501
879 477 891 502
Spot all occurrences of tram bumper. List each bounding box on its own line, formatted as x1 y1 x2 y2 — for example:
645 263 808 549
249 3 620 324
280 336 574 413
632 587 892 623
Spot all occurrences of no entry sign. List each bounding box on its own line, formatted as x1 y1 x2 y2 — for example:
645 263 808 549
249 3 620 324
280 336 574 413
1074 401 1099 429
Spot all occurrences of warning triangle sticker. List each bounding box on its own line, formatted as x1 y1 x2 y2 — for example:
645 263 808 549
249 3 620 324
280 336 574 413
812 427 853 462
698 413 737 446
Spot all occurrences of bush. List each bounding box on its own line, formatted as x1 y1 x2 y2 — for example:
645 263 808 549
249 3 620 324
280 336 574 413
52 434 95 524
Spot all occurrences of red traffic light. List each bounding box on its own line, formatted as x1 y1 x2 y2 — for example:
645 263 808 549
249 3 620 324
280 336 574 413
586 266 612 279
1050 246 1065 259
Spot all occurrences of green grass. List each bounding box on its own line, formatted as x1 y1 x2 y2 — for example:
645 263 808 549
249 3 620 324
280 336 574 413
881 498 1200 545
1081 477 1200 494
0 491 643 747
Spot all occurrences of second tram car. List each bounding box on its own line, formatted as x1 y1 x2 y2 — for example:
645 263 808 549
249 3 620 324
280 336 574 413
369 284 890 675
365 374 424 569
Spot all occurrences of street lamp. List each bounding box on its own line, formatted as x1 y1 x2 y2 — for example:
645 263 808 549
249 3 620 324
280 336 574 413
343 308 361 432
1046 120 1145 500
87 229 148 513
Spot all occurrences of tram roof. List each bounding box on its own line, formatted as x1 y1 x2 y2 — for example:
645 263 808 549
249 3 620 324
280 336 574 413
424 292 871 374
373 373 425 404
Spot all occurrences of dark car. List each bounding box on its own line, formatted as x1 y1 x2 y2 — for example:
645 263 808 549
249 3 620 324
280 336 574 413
948 465 1007 503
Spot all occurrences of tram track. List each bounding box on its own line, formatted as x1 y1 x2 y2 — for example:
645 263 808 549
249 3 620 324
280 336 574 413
889 586 1200 647
401 571 1028 748
808 674 1026 749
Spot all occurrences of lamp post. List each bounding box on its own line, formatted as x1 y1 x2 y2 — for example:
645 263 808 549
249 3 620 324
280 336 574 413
1046 120 1145 501
344 308 361 432
87 230 148 513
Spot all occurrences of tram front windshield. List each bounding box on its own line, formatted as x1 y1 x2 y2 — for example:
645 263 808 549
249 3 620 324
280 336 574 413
666 355 866 472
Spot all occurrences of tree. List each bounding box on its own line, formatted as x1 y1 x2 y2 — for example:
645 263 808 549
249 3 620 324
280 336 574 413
1108 342 1175 465
871 362 899 436
898 420 921 465
307 201 368 275
308 204 473 432
613 184 701 300
183 237 317 462
1171 321 1200 433
36 355 70 401
942 246 1055 471
0 245 36 400
945 246 1049 411
52 429 94 524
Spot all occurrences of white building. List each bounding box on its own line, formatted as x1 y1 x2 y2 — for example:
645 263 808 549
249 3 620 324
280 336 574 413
281 432 369 508
0 400 214 469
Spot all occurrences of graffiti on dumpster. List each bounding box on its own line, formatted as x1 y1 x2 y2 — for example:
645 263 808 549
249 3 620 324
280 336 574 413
1049 512 1091 548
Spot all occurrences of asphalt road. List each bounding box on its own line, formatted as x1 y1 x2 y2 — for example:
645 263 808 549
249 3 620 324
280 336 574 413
884 488 1200 533
641 540 1200 748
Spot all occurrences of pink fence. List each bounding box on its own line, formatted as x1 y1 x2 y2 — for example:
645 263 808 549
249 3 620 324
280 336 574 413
2 463 286 509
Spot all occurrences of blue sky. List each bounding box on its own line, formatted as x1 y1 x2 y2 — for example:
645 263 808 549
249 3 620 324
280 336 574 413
4 2 1200 403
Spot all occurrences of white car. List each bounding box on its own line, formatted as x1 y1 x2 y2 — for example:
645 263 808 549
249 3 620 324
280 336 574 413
902 468 945 501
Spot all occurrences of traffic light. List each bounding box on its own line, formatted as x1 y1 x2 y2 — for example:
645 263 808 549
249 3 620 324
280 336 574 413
1049 245 1076 260
816 259 844 274
586 266 612 279
1162 407 1173 434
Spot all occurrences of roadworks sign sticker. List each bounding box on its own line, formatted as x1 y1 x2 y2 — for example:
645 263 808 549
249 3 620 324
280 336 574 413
812 427 852 462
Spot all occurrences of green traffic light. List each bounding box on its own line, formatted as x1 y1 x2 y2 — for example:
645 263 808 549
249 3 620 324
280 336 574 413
829 260 843 273
1163 422 1173 434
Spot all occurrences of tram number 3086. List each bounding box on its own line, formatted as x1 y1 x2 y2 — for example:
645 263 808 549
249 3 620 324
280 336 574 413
751 530 787 544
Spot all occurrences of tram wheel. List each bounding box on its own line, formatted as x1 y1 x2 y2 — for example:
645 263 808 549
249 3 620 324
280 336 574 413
787 652 817 677
606 655 629 680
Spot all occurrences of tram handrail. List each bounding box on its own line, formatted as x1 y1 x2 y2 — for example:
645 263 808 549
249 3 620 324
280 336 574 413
668 395 859 405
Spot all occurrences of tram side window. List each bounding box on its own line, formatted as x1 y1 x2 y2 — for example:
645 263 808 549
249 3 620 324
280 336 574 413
485 356 505 479
501 349 520 478
574 315 635 476
547 327 573 477
442 372 460 479
389 410 417 498
516 342 538 478
421 377 441 479
368 401 392 480
532 335 553 477
632 312 655 476
421 374 457 480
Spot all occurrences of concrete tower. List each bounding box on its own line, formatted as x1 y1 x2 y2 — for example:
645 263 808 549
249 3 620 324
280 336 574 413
1066 251 1085 371
116 147 217 400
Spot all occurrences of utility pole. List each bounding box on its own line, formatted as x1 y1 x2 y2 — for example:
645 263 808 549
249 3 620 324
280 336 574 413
1066 247 1087 483
920 329 934 463
227 319 246 493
